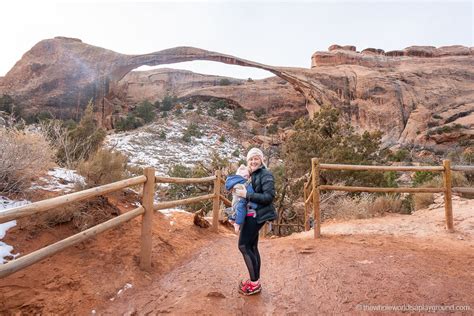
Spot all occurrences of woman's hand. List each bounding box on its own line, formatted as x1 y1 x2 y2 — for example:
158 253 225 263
235 186 247 198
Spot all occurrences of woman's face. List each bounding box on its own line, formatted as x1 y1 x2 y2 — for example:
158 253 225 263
247 155 263 173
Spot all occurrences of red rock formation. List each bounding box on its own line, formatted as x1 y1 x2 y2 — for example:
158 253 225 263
0 37 472 150
116 69 306 118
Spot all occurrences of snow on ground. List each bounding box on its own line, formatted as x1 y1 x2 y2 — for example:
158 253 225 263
0 196 30 264
105 113 245 176
30 167 86 192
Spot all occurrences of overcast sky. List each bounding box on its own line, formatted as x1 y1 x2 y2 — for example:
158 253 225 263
1 0 472 79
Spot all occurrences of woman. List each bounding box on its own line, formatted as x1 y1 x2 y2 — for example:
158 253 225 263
234 147 277 295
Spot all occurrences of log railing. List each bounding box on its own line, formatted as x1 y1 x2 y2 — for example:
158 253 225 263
303 159 474 239
0 167 226 279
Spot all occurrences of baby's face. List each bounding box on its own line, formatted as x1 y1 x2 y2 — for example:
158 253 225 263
237 166 250 179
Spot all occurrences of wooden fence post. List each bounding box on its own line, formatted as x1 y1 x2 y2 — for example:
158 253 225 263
212 170 222 232
303 182 310 231
140 167 155 271
443 160 454 232
312 158 321 238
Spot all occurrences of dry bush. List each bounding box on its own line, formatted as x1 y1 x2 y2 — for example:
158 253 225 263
322 193 404 221
0 128 55 194
77 148 128 188
369 195 403 214
25 196 119 231
413 193 435 211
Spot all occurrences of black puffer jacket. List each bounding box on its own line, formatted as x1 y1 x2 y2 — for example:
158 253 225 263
246 166 277 224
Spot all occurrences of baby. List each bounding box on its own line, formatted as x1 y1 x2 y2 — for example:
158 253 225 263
224 164 258 233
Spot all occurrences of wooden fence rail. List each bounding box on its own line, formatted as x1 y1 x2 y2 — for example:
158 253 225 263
1 167 225 279
0 176 147 224
304 159 473 239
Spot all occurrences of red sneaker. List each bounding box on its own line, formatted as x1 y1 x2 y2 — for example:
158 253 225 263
239 280 262 295
239 279 250 288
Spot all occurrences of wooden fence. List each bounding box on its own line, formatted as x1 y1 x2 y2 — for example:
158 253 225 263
304 159 474 239
0 168 231 279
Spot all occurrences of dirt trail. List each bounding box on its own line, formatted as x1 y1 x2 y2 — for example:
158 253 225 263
103 196 474 315
105 233 473 315
1 196 473 314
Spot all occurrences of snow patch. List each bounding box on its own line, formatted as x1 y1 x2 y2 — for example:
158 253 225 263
159 208 191 218
105 116 244 175
30 167 86 192
0 196 30 264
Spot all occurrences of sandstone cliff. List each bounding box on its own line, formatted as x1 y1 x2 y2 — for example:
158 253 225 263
0 37 472 150
116 68 306 118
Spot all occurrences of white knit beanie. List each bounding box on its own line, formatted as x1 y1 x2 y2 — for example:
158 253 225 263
246 148 265 166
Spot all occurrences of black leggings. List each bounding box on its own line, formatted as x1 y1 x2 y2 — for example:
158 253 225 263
238 217 265 282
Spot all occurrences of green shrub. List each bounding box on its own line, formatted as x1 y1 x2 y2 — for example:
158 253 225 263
159 130 166 140
182 123 202 142
283 106 388 186
267 123 278 134
389 149 411 162
0 94 14 113
207 107 217 117
215 100 227 109
232 149 240 157
412 171 436 187
161 95 178 112
219 135 226 142
254 108 266 117
219 78 231 86
217 112 227 121
233 108 246 122
133 100 156 123
115 114 143 131
187 103 194 110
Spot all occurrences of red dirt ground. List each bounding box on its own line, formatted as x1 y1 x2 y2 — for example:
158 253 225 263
1 196 473 315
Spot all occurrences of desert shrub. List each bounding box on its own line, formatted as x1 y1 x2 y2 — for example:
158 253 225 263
215 100 227 109
283 106 389 187
219 78 231 86
217 112 227 121
41 102 106 168
389 149 411 162
159 130 166 140
413 171 436 187
0 94 14 113
27 196 119 231
0 129 55 194
115 114 143 131
133 100 156 123
219 135 226 142
323 193 405 220
267 123 278 135
77 148 128 187
413 193 435 211
254 108 266 117
207 107 217 117
161 95 178 112
166 152 231 214
233 108 246 122
182 123 202 142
